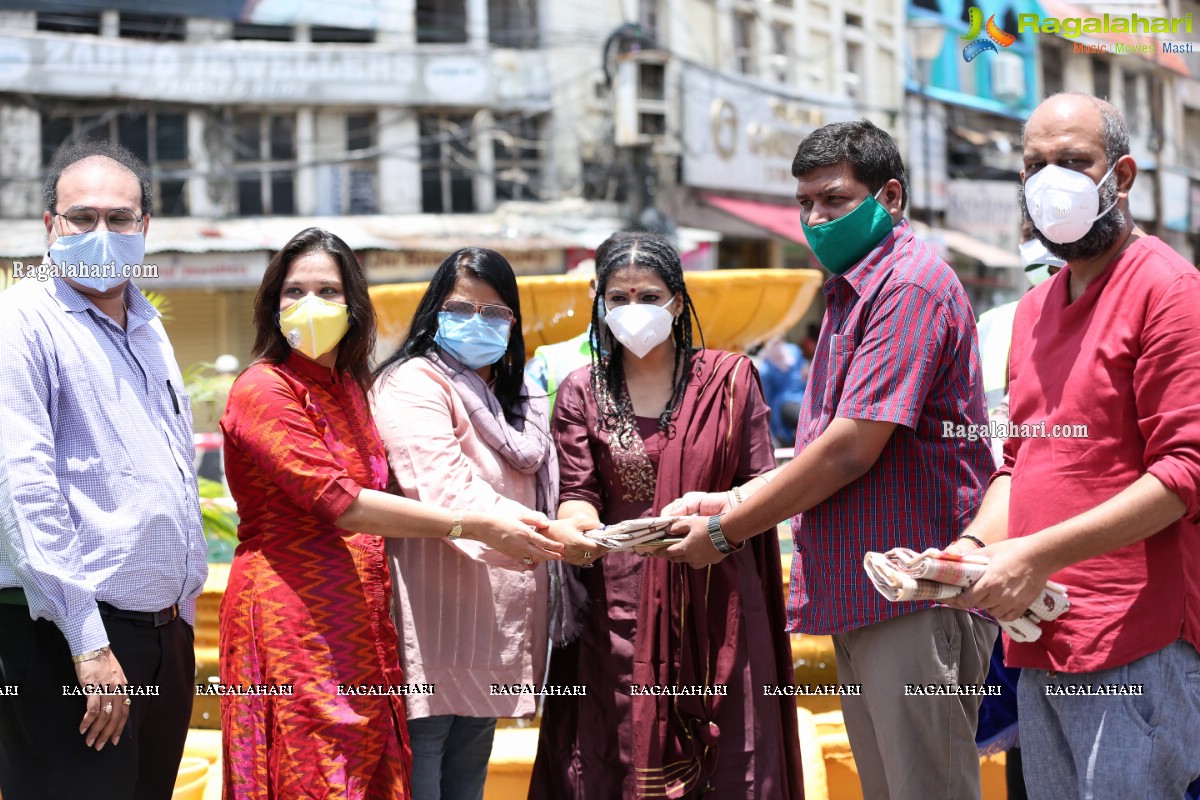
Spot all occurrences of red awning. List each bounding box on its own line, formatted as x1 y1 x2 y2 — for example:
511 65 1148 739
702 194 808 246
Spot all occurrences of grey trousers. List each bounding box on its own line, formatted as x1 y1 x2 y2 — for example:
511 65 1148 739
832 607 997 800
1018 639 1200 800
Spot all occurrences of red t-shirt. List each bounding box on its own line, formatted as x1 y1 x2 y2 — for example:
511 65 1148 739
1000 236 1200 672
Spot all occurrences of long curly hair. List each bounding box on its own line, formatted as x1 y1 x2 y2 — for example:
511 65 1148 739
588 232 704 444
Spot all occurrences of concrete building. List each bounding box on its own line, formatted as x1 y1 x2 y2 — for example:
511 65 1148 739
0 0 900 369
0 1 637 370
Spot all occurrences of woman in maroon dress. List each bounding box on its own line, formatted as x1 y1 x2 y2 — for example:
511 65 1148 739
528 233 804 799
219 228 563 800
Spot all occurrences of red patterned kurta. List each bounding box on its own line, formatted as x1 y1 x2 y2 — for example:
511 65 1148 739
219 352 411 799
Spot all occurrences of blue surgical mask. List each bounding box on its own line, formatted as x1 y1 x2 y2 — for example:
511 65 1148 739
49 230 146 293
435 311 512 369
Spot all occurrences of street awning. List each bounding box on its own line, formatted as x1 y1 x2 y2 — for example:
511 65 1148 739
702 194 808 246
911 223 1023 269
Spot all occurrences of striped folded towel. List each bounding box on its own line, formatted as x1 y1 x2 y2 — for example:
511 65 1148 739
863 547 1069 643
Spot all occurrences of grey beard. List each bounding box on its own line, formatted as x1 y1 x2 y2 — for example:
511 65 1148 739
1019 174 1126 262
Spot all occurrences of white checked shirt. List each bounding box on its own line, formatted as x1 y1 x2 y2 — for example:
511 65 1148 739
0 277 207 655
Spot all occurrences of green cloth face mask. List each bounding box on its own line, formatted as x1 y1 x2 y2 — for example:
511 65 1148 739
801 187 896 275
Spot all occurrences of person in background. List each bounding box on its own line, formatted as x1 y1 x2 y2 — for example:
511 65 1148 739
371 247 596 800
0 139 206 800
219 228 563 800
529 232 804 800
664 119 996 800
951 93 1200 800
976 222 1066 465
757 336 809 447
526 232 634 415
971 220 1063 800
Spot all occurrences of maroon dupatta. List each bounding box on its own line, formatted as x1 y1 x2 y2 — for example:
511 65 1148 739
631 350 803 798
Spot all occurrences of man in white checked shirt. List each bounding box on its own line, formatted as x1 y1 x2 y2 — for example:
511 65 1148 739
0 139 207 800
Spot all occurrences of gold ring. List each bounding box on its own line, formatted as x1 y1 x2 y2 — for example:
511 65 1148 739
122 698 132 706
583 551 593 560
103 702 113 715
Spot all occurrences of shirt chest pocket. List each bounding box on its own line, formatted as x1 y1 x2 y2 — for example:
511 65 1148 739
820 334 857 418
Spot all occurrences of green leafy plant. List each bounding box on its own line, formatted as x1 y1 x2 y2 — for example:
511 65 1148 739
199 476 238 563
142 289 173 320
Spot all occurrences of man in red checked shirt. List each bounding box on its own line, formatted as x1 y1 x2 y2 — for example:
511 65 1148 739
663 119 997 800
947 93 1200 798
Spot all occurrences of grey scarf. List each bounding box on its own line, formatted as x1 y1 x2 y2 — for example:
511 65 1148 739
428 351 588 645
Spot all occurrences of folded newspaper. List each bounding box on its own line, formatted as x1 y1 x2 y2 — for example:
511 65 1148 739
586 516 678 551
862 547 1069 643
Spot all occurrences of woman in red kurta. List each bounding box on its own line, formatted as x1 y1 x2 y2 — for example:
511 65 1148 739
219 228 564 800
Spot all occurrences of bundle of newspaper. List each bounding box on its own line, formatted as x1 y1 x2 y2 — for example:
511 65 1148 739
586 516 678 552
862 547 1069 643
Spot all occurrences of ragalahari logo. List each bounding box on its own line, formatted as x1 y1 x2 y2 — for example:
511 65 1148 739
962 8 1016 61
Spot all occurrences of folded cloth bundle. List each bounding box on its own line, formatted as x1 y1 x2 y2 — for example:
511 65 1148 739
586 516 678 551
862 547 1069 643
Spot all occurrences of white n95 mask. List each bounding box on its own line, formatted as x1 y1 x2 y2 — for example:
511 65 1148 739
1023 164 1117 245
604 296 676 359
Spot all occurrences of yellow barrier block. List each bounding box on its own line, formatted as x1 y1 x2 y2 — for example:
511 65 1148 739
370 269 823 358
484 726 541 800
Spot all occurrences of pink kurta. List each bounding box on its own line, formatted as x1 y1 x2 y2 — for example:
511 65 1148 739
371 356 549 720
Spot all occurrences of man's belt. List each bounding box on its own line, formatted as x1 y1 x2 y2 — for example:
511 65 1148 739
97 601 179 627
0 587 179 627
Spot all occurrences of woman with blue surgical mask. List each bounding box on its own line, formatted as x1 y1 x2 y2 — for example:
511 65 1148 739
219 230 561 800
371 247 597 800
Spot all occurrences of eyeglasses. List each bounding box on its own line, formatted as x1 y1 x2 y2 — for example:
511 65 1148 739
441 300 515 323
53 207 144 235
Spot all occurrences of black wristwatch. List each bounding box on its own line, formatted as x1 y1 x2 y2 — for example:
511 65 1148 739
707 515 742 555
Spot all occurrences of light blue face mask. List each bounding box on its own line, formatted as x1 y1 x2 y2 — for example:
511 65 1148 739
49 230 146 293
435 311 512 369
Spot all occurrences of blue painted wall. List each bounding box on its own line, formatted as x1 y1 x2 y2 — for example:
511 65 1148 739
906 0 1040 118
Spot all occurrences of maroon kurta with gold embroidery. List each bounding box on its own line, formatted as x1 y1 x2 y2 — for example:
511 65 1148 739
219 352 411 800
530 350 803 800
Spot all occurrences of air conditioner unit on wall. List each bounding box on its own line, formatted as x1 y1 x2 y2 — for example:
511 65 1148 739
614 50 670 147
991 51 1026 104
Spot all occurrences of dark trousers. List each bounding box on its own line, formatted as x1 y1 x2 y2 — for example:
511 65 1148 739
0 604 194 800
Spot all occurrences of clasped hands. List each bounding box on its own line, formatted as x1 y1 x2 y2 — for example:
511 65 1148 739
658 490 736 569
542 515 606 567
536 489 743 570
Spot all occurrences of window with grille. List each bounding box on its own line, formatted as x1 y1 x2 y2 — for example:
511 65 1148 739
734 11 756 75
233 112 296 216
489 0 539 48
420 113 476 213
417 0 468 43
40 108 190 216
493 114 543 202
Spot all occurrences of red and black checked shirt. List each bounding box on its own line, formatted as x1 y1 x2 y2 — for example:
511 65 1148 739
787 220 994 635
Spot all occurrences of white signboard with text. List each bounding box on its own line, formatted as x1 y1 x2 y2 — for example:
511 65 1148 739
0 33 549 107
681 66 854 198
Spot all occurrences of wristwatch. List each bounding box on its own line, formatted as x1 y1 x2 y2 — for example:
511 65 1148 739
706 515 742 555
449 511 464 540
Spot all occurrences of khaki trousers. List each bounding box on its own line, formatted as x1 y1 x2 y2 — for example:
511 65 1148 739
832 607 997 800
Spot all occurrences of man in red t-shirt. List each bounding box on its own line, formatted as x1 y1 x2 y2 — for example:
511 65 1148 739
952 93 1200 797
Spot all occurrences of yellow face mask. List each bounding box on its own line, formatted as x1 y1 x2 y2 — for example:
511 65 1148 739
278 294 350 359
